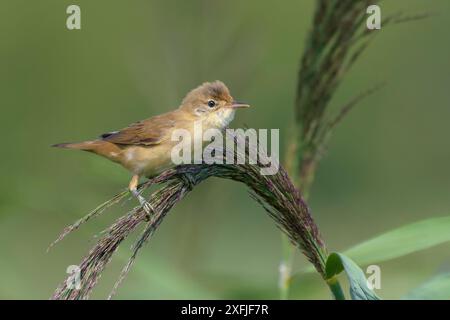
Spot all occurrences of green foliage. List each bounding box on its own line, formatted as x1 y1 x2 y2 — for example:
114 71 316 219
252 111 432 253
403 272 450 300
296 216 450 299
1 0 449 299
326 253 380 300
302 216 450 274
343 216 450 266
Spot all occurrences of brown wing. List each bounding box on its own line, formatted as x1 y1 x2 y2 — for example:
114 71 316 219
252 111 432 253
101 112 177 146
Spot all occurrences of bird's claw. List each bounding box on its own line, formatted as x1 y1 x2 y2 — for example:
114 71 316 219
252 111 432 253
133 191 155 222
141 202 154 222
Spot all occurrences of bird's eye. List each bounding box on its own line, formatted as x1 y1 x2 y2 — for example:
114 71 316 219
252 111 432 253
207 100 216 108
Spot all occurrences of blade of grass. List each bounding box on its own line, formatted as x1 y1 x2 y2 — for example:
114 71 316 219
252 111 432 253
403 272 450 300
298 216 450 276
344 216 450 267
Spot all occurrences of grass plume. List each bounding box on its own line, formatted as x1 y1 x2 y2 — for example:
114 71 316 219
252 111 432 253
281 0 429 298
51 135 328 299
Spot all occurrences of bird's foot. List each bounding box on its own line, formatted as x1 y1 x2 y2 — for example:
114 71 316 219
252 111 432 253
140 200 154 222
132 190 155 221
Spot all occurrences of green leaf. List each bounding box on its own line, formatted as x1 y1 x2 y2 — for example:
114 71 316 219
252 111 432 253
403 272 450 300
343 216 450 267
326 252 380 300
300 216 450 276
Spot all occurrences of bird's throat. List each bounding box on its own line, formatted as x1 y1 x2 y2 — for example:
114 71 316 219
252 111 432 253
207 108 236 129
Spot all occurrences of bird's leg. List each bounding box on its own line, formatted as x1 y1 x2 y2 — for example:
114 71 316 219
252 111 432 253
129 175 154 221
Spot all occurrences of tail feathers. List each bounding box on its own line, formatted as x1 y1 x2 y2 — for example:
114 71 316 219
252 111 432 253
52 140 122 161
52 143 68 148
52 141 94 150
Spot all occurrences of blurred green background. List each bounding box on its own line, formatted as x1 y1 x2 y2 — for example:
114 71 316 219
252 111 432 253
1 0 450 299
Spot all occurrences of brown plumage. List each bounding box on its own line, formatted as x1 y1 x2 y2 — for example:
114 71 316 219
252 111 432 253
53 81 250 216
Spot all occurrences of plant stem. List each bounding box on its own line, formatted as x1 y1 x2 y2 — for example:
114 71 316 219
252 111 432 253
279 0 380 300
279 234 294 300
327 276 346 300
280 139 318 298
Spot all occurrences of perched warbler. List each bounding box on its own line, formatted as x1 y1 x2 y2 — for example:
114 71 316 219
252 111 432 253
53 81 250 216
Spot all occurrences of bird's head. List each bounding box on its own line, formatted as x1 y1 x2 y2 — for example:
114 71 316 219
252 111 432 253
179 81 249 128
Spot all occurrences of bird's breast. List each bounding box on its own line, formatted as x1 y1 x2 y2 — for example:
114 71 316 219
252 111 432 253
121 144 176 177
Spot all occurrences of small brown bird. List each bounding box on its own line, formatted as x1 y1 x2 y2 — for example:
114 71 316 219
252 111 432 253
53 81 249 215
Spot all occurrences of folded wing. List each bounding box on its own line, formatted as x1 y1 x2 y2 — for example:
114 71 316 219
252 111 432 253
101 112 177 146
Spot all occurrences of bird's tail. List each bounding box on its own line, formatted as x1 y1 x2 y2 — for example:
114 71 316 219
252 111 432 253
52 140 122 161
52 141 90 150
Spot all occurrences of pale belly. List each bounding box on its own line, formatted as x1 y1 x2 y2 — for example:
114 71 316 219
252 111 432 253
120 144 176 177
119 138 206 177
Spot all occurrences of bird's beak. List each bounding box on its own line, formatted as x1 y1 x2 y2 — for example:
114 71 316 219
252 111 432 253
229 100 250 109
